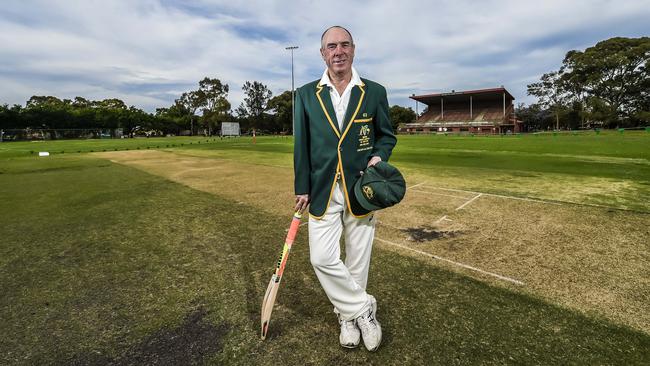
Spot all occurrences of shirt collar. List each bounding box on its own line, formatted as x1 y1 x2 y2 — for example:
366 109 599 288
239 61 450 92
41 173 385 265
319 66 362 88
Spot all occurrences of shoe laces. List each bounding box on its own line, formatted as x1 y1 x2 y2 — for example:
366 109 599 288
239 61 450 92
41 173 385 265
356 308 377 332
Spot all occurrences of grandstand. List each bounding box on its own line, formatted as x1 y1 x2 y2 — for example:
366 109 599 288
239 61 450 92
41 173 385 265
401 87 522 134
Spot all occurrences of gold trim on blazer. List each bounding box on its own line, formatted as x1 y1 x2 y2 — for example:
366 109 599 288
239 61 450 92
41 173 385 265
338 83 372 219
315 83 341 139
308 166 340 220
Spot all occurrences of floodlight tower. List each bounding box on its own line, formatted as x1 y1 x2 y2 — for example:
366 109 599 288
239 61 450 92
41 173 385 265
285 46 299 135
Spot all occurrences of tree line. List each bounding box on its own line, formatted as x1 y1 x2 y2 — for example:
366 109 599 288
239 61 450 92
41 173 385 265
522 36 649 130
1 77 417 137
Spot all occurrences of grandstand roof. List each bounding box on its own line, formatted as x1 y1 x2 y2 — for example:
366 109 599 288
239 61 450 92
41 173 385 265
410 87 515 105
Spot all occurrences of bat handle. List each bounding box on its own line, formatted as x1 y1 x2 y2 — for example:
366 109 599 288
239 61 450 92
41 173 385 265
286 213 302 244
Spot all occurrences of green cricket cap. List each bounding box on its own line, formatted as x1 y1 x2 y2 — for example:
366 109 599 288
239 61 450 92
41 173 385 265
353 161 406 211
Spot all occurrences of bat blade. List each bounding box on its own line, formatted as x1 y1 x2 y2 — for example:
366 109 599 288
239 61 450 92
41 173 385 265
260 276 279 339
260 212 301 340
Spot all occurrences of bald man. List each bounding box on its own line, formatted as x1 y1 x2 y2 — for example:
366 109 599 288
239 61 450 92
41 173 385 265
293 25 397 351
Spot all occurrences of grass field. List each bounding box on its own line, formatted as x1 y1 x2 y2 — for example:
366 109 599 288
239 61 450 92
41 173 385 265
1 132 649 365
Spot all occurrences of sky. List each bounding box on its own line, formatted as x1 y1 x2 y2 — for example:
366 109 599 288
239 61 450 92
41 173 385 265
1 0 648 113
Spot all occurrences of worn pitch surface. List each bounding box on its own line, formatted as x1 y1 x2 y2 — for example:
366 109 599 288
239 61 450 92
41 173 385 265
97 150 650 334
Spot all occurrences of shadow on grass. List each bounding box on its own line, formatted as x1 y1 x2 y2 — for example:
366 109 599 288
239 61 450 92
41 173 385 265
66 308 228 366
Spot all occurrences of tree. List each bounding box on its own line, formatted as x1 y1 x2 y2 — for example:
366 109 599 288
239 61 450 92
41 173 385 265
197 77 231 135
389 105 416 130
530 37 649 128
516 103 553 131
96 98 127 110
2 95 190 137
155 105 187 135
0 104 8 129
267 90 292 133
71 96 91 109
527 71 568 130
23 95 71 130
238 81 272 130
93 98 128 129
565 37 649 126
0 104 24 129
176 91 201 135
558 51 590 128
26 95 65 109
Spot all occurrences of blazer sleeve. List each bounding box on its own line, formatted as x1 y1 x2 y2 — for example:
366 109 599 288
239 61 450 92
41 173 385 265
371 85 397 162
293 88 311 195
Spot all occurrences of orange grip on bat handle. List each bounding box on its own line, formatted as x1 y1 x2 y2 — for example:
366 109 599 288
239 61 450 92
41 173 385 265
285 211 302 245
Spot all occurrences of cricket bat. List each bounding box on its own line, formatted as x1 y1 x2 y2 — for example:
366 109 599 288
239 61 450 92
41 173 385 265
260 211 302 340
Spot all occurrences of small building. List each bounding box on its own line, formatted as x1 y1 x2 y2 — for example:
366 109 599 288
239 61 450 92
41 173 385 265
402 87 522 134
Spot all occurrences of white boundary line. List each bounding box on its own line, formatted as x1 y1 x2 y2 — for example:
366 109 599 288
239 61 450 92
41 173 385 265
409 189 469 199
406 182 425 190
433 215 449 224
416 185 648 212
375 237 525 286
424 186 563 206
455 193 482 211
376 220 403 231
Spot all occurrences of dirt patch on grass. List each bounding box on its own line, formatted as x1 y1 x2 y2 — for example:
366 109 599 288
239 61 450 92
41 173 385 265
402 226 462 242
68 308 228 366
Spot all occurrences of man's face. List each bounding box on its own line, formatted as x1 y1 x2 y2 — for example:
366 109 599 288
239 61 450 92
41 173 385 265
320 27 355 76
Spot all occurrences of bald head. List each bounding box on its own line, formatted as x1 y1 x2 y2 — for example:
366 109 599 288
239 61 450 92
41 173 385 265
320 26 354 49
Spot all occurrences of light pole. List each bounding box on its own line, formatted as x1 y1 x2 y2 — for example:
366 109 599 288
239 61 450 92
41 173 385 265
286 46 298 135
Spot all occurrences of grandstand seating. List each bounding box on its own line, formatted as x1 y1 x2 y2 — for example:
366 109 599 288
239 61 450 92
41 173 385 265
417 106 508 123
404 87 521 133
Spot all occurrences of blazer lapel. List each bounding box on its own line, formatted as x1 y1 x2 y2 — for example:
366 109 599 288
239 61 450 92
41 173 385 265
315 83 341 138
340 83 366 141
341 85 361 133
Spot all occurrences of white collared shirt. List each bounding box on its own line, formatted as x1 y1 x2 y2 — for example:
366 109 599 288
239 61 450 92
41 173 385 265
319 66 363 130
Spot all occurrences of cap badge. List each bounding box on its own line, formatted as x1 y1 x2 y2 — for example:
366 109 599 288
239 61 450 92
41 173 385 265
363 185 374 199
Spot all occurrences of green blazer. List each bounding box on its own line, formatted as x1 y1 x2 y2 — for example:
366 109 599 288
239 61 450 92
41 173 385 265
294 77 397 219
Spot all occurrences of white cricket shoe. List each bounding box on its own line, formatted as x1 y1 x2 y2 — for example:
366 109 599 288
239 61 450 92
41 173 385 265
356 295 382 351
338 317 361 348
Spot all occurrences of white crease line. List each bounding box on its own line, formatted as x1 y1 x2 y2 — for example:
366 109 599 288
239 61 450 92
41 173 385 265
434 215 448 224
407 182 425 190
412 185 568 210
456 194 482 211
409 189 469 199
425 186 562 206
375 237 525 286
377 220 403 231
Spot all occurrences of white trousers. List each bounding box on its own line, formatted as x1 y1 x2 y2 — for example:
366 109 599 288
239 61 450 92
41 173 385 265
309 182 376 320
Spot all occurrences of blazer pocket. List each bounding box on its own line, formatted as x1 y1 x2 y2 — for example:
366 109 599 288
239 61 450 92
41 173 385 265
353 118 372 123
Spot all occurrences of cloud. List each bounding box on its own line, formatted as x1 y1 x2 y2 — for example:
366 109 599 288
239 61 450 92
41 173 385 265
0 0 648 112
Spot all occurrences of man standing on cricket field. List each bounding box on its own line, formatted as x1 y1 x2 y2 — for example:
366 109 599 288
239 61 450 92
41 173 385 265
293 25 397 351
